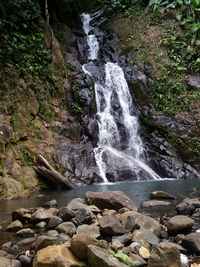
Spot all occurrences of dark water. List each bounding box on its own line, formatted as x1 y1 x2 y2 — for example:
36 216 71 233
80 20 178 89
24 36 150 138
1 179 200 222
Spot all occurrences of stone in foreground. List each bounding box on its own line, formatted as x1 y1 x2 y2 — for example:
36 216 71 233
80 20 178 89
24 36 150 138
167 215 194 234
182 233 200 255
88 245 128 267
33 245 83 267
148 247 181 267
86 191 137 211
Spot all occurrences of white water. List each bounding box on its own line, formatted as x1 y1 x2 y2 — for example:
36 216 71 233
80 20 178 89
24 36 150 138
81 13 161 182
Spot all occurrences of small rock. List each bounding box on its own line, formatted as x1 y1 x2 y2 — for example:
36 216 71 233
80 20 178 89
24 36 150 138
167 215 194 234
77 224 100 238
7 220 23 232
86 191 137 211
34 235 59 251
150 191 175 200
31 208 58 222
111 239 124 251
139 246 150 259
112 233 132 245
43 199 57 208
176 198 200 215
186 74 200 89
47 230 59 237
35 222 47 229
58 207 75 221
16 228 35 238
47 216 63 229
56 222 76 236
12 208 32 222
142 200 171 208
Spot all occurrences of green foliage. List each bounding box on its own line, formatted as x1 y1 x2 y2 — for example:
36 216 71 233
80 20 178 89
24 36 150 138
0 32 51 75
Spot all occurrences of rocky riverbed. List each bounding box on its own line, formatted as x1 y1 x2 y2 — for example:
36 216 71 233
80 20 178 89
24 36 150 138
1 188 200 267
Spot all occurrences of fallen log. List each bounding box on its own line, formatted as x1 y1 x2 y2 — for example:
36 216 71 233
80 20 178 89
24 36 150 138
34 155 74 189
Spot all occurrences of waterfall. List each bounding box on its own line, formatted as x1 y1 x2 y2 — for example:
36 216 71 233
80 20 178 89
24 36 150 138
81 13 161 182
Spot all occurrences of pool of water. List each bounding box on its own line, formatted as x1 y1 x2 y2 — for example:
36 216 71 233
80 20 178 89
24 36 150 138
1 179 200 223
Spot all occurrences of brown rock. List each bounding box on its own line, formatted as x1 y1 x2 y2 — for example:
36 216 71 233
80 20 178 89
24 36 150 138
98 214 126 236
148 247 181 267
33 245 83 267
86 191 137 211
167 215 194 234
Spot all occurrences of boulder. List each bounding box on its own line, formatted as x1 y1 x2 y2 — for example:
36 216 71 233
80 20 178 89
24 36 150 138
86 191 137 211
167 215 194 234
71 233 98 260
43 200 57 208
6 220 23 232
148 247 181 267
121 211 161 236
98 214 127 236
87 245 128 267
56 222 76 236
182 233 200 255
33 245 83 267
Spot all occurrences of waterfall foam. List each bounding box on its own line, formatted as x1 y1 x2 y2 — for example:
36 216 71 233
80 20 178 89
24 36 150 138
81 13 161 182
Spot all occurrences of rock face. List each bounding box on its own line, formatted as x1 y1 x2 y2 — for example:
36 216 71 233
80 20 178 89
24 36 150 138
88 245 128 267
33 245 83 267
167 215 194 234
86 191 137 211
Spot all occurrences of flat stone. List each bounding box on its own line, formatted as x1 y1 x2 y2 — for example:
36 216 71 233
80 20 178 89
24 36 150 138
150 191 175 200
16 228 35 238
167 215 194 234
77 224 100 238
56 222 76 236
142 200 171 208
47 230 59 237
6 220 23 232
35 222 47 229
86 191 137 211
88 245 128 267
159 241 186 252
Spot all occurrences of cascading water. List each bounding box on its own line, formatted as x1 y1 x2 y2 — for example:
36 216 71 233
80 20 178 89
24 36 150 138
81 12 161 183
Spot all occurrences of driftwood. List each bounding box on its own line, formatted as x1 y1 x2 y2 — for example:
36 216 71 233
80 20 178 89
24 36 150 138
34 155 74 189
